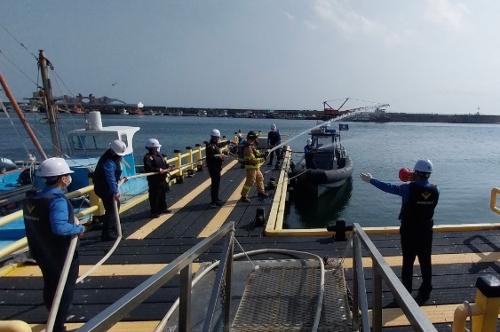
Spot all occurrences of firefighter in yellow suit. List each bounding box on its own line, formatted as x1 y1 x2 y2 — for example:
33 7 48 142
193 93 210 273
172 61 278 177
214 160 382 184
240 131 269 202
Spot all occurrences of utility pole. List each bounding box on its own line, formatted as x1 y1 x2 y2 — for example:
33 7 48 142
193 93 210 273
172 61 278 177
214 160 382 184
38 49 63 156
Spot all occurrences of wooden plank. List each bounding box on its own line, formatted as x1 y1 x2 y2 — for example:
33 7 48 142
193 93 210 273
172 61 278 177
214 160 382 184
265 149 291 233
4 263 201 277
127 160 238 239
341 251 500 269
197 179 246 238
373 304 500 327
30 321 161 331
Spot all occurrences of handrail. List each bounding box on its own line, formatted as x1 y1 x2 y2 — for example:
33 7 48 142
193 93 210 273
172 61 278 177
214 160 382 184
0 144 208 258
490 187 500 215
352 223 438 332
78 222 235 332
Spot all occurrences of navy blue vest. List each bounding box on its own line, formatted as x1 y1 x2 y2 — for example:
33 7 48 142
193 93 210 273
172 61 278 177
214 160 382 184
399 182 439 229
23 190 75 263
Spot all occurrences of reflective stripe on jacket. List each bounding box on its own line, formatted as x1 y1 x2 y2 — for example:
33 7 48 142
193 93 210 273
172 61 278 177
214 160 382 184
243 143 264 169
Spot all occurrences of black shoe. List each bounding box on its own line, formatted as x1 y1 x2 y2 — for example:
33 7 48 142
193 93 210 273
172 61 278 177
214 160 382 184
150 213 160 218
239 197 251 203
258 192 269 199
414 290 431 305
209 202 218 208
162 209 172 214
215 200 224 207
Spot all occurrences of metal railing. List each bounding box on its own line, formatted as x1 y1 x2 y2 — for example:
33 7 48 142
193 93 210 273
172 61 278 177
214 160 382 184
0 144 209 260
490 187 500 215
351 223 438 332
78 221 235 332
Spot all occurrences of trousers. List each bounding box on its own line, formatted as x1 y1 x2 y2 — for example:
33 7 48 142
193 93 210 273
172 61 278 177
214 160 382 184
241 169 265 197
101 195 120 237
208 166 221 203
39 254 79 332
400 226 433 293
148 184 167 214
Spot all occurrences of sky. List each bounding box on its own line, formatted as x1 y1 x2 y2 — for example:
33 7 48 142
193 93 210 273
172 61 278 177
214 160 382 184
1 0 500 114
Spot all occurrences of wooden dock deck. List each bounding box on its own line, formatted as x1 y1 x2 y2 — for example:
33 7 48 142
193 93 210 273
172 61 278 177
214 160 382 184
0 157 499 331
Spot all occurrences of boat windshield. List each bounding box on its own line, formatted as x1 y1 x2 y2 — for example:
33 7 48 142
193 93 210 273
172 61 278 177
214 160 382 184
314 136 334 149
69 133 120 156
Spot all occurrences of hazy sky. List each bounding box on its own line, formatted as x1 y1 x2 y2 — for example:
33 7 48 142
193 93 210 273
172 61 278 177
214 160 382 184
1 0 500 114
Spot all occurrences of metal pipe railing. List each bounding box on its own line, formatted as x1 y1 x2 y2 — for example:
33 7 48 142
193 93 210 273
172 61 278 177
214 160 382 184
78 222 235 332
353 234 370 331
0 145 208 260
352 223 438 332
203 233 234 332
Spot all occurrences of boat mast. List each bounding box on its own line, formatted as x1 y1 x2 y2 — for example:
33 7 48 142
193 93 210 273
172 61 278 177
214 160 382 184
0 73 48 160
38 50 63 156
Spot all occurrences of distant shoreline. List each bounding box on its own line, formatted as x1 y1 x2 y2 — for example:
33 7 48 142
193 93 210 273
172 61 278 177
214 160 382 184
3 103 500 124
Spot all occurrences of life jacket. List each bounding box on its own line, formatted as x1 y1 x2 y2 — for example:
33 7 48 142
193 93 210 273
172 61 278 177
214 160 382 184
23 190 75 264
243 142 264 169
399 182 439 229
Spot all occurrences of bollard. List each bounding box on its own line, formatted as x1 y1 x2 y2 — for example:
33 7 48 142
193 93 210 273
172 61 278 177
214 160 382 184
326 219 353 241
472 274 500 332
255 208 265 227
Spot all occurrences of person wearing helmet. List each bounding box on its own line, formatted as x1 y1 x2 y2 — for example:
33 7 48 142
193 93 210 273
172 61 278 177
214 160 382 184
206 129 228 208
143 138 173 217
93 139 127 241
360 159 439 305
240 131 268 202
267 123 281 168
23 158 84 332
304 138 316 169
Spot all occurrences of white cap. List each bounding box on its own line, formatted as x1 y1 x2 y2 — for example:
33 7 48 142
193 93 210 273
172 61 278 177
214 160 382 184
271 123 277 131
146 138 161 149
414 159 433 173
211 129 221 137
307 138 312 145
38 157 74 177
110 139 127 156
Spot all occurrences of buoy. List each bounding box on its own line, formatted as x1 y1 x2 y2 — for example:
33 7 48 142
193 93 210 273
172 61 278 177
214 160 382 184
399 168 414 182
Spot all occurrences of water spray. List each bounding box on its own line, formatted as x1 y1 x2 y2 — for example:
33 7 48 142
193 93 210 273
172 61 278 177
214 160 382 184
267 111 357 154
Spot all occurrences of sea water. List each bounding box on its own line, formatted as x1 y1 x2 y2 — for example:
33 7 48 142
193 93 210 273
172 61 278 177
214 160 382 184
1 113 499 227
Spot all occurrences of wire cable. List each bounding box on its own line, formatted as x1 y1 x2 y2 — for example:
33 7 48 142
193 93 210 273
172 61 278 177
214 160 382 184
0 49 39 87
0 22 38 61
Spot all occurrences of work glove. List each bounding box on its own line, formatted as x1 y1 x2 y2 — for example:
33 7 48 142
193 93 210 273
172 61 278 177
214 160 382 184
360 173 372 183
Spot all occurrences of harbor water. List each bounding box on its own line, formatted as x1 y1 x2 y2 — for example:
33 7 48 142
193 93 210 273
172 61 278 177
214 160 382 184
1 113 499 228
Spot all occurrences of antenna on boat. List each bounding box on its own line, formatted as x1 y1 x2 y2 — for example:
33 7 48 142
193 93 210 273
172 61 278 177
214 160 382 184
38 50 64 156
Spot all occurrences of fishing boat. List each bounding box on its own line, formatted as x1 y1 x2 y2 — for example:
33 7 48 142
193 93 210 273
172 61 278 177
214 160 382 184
291 123 353 195
0 51 151 251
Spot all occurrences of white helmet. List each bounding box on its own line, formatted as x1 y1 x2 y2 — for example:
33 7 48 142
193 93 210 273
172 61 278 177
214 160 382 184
110 139 127 156
307 138 312 145
146 138 161 149
414 159 433 173
211 129 221 137
271 123 277 131
38 157 74 177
